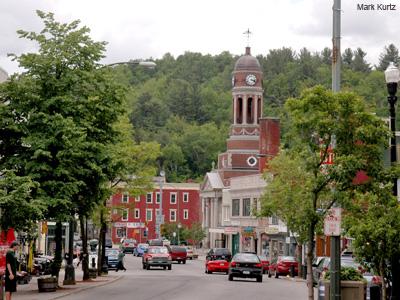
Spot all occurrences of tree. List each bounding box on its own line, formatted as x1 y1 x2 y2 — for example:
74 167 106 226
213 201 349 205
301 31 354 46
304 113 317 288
260 86 389 300
0 10 128 281
181 223 205 247
352 48 371 73
378 44 400 71
342 48 353 68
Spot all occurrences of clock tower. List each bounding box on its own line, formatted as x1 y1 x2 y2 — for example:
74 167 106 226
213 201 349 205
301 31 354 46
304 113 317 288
217 46 264 185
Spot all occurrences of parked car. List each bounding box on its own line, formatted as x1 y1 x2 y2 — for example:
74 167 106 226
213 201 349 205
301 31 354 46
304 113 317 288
166 245 187 264
122 239 137 253
142 246 172 270
312 256 329 285
134 243 149 257
268 256 299 278
106 248 120 270
258 255 270 274
228 252 263 282
185 246 194 260
206 248 232 262
105 238 113 248
205 255 229 274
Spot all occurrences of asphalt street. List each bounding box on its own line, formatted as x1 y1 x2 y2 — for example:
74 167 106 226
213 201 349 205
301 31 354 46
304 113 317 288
61 254 309 300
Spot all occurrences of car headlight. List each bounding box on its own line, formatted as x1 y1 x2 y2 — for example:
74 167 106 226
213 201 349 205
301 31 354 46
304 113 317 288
147 257 153 261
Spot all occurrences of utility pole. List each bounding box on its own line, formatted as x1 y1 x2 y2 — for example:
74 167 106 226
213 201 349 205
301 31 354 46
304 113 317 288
331 1 341 300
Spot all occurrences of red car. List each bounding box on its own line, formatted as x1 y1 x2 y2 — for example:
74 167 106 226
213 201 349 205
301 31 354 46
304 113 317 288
258 255 270 274
268 256 298 278
205 258 229 274
142 246 172 270
166 245 187 264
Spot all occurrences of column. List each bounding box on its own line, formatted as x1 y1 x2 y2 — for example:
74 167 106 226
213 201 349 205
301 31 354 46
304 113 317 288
254 94 258 125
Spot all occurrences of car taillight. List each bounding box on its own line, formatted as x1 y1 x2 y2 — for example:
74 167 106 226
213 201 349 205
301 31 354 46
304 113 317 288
255 263 262 268
230 262 236 267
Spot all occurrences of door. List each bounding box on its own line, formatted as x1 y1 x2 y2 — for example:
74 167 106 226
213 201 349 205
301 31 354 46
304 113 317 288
232 234 239 256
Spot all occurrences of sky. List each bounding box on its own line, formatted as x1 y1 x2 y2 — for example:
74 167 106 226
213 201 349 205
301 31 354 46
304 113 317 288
1 0 399 75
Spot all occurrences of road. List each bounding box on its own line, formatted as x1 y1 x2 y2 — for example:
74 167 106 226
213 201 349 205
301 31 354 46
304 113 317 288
62 254 309 300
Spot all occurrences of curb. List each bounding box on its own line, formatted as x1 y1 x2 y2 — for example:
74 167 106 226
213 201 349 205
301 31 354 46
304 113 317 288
49 275 123 300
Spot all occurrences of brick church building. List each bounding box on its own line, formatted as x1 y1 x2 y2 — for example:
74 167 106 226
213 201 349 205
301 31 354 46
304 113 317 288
201 47 290 258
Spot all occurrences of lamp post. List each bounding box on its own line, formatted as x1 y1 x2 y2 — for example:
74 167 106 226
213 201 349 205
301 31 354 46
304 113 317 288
96 60 156 277
385 62 400 300
177 223 182 245
157 170 165 239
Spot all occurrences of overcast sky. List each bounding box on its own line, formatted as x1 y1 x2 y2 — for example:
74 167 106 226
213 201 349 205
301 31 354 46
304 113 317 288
1 0 399 75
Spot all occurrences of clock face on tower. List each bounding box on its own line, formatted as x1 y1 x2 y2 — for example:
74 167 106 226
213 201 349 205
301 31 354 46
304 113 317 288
245 74 257 86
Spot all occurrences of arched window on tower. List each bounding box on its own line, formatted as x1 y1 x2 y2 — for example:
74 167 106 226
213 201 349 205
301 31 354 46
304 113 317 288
237 98 243 124
257 97 261 124
247 97 253 124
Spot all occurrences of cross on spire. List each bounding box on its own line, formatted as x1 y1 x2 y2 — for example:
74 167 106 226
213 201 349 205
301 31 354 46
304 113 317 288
243 28 252 46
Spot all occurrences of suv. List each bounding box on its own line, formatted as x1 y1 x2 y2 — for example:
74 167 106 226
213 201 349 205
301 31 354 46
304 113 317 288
142 246 172 270
166 245 187 264
206 248 232 261
122 239 137 254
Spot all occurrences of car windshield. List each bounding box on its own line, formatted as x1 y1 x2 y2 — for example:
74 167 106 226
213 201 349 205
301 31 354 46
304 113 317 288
138 244 148 249
106 249 119 255
259 255 267 261
148 247 168 254
280 256 296 262
233 253 260 263
214 249 230 255
171 247 186 252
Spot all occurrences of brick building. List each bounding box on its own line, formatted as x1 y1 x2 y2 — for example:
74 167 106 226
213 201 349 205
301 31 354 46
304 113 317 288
109 180 200 244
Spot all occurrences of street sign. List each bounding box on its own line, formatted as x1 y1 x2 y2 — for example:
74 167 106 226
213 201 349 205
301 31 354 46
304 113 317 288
324 208 342 236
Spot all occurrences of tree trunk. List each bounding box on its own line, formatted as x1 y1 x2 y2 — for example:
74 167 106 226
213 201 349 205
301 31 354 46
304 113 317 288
97 212 104 275
52 221 62 285
79 215 89 280
380 260 386 300
298 244 303 278
307 222 316 300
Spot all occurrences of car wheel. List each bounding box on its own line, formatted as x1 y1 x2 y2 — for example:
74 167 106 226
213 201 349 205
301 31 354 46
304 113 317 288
275 271 279 278
190 257 193 260
183 260 186 264
228 274 233 281
268 270 272 278
257 276 263 283
205 267 208 274
178 261 181 264
146 264 150 270
168 265 172 270
163 266 166 270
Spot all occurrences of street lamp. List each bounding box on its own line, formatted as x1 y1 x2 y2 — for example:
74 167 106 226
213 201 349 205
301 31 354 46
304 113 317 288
385 61 400 300
157 170 165 239
177 223 182 246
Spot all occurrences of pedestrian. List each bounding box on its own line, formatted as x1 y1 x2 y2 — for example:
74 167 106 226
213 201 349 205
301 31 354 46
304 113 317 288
5 241 19 300
115 250 126 272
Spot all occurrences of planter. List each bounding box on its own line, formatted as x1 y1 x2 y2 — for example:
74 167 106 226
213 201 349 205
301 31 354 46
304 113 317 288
88 268 97 279
321 280 366 300
38 277 57 293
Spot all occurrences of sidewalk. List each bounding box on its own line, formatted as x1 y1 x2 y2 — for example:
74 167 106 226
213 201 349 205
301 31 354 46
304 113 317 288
14 268 121 300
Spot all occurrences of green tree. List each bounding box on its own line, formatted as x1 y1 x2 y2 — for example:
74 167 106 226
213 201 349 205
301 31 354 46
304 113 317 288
181 223 205 247
352 48 371 73
378 43 400 71
260 86 389 300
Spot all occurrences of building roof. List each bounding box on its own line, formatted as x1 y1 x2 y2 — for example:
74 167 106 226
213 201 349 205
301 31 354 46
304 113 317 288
233 47 261 72
201 172 224 191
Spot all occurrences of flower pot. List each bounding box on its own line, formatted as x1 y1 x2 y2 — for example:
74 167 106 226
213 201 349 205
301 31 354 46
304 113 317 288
322 280 366 300
38 277 57 292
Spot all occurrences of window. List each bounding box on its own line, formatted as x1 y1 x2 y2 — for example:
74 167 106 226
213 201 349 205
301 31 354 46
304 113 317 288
183 193 189 202
183 209 189 220
156 192 161 204
232 199 240 217
170 193 177 204
146 193 153 203
135 196 140 202
116 227 126 238
122 209 128 221
122 193 129 203
146 209 153 221
243 198 251 217
170 209 177 222
271 215 279 225
134 209 140 219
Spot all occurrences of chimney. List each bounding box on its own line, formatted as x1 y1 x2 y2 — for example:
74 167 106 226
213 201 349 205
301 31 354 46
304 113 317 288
245 47 251 55
258 117 280 173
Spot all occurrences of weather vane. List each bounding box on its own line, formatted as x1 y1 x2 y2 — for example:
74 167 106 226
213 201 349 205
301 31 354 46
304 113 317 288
243 28 252 47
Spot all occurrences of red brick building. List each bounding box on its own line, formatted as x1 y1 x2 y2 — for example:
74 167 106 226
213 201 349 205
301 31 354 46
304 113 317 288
109 181 200 244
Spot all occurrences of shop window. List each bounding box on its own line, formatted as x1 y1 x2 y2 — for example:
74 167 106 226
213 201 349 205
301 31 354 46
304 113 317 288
232 199 240 216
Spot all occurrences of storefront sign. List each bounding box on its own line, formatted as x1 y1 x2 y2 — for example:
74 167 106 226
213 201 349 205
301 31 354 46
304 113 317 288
224 227 239 234
127 222 145 228
265 227 279 234
113 222 127 228
241 226 255 237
